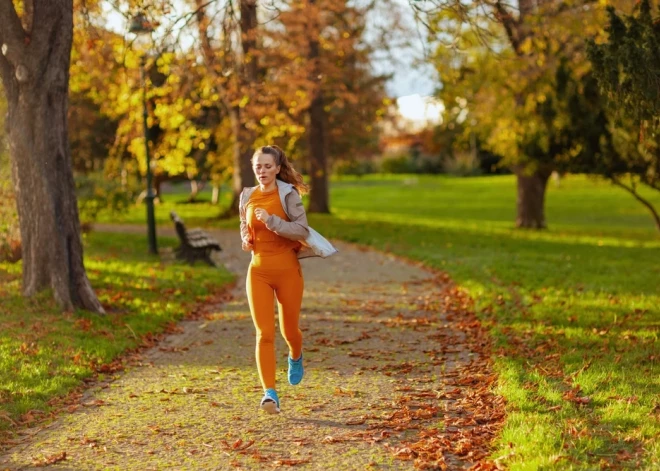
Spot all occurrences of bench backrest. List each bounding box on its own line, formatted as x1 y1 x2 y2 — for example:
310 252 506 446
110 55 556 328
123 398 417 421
170 211 190 244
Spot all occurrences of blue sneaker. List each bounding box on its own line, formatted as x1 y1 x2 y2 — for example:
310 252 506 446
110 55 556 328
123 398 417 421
288 353 304 385
260 388 280 414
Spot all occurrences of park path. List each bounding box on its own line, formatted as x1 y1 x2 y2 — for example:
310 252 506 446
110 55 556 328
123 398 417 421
1 225 502 470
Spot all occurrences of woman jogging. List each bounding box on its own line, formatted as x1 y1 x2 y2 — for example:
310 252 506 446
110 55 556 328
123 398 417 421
239 145 336 414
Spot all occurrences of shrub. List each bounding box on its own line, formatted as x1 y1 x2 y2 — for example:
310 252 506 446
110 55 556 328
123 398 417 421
442 151 482 176
380 154 418 174
417 155 444 174
334 159 377 176
75 172 138 229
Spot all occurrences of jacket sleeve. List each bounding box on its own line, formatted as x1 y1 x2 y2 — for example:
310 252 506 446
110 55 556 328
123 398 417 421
265 190 310 241
239 189 251 245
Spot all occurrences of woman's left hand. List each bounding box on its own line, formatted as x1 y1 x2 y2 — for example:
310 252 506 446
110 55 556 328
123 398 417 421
254 208 270 222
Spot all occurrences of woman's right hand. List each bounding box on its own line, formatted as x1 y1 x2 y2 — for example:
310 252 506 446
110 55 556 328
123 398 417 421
242 240 253 252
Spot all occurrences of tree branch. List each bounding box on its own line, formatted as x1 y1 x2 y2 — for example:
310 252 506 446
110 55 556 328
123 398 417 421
612 177 660 231
0 0 27 76
30 2 64 63
490 0 522 53
22 0 34 34
0 0 25 42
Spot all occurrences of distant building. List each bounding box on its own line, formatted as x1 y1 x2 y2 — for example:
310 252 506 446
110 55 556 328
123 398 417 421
381 94 444 137
380 133 422 156
379 95 444 157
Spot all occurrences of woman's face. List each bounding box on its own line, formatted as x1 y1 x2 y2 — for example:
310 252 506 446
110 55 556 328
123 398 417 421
253 153 280 187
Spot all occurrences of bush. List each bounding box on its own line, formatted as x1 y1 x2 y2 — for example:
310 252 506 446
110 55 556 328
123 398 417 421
417 155 444 174
442 152 482 176
75 172 138 229
380 154 418 174
334 159 377 176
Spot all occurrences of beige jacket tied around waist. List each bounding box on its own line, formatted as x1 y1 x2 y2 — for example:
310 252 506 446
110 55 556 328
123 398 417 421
239 179 338 259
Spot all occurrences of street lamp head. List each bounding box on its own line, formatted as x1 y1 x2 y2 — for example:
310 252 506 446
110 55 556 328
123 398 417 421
129 13 155 35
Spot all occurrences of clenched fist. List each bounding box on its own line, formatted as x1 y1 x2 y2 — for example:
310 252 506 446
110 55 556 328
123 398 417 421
254 208 270 222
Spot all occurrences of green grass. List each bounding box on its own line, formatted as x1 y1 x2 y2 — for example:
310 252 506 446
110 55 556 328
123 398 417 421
309 174 659 470
94 181 233 226
39 173 660 468
0 232 234 432
129 173 658 469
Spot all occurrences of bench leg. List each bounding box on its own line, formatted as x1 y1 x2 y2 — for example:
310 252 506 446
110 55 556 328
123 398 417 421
203 249 217 267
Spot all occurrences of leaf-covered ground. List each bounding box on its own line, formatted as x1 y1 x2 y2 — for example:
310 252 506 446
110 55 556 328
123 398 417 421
0 231 233 438
1 228 502 470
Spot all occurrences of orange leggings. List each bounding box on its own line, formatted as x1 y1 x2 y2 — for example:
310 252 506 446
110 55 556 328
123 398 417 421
246 250 304 390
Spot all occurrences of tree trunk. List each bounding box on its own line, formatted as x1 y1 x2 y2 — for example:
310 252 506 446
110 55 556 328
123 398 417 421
189 179 199 202
308 91 330 213
223 0 258 216
306 0 330 213
227 106 255 214
514 167 551 229
0 1 104 313
152 173 164 202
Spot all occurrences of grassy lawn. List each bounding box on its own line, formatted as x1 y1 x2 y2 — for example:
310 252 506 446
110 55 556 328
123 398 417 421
93 182 233 227
23 173 659 468
117 173 659 469
0 232 233 434
307 174 659 470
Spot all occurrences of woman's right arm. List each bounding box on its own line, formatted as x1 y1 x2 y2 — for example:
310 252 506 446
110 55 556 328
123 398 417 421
239 190 253 250
263 190 309 240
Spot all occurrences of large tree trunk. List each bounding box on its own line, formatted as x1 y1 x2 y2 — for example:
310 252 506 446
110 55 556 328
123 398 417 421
493 0 555 230
226 0 258 214
306 0 330 213
195 0 256 216
0 1 104 313
308 91 330 213
514 167 552 229
227 105 255 214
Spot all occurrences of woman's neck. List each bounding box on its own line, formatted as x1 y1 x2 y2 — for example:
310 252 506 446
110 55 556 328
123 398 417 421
259 181 277 193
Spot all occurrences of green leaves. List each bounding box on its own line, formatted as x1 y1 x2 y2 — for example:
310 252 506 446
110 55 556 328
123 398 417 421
588 0 660 123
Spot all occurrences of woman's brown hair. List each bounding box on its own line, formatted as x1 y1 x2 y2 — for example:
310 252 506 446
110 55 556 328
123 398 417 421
252 145 309 195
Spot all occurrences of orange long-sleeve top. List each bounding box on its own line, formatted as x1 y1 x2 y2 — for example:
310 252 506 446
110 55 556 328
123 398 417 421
246 187 301 256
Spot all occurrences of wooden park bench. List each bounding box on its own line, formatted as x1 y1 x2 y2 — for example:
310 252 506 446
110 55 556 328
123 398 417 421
170 211 222 266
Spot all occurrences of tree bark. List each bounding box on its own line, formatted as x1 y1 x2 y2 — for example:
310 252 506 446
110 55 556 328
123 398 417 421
227 105 255 214
194 0 255 216
226 0 258 215
306 0 330 213
493 0 555 229
153 172 164 201
189 179 199 202
0 1 104 313
308 91 330 213
514 167 552 229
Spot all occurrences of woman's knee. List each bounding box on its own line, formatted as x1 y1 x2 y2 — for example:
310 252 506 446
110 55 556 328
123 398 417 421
280 324 302 342
256 330 275 345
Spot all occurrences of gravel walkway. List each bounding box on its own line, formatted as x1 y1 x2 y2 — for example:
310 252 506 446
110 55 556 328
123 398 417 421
1 225 487 470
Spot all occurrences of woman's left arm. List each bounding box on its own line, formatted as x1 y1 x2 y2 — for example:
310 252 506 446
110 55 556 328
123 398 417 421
265 191 310 240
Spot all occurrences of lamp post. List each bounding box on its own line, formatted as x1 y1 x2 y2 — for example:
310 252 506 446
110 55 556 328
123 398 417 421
130 13 158 255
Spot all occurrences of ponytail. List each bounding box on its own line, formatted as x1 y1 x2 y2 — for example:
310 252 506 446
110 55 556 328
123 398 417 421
252 145 309 195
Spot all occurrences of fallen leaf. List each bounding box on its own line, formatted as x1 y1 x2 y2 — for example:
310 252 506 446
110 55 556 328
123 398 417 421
32 451 66 467
273 458 310 466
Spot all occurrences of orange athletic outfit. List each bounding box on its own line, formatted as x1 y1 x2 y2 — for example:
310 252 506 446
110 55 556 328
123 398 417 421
245 187 304 390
